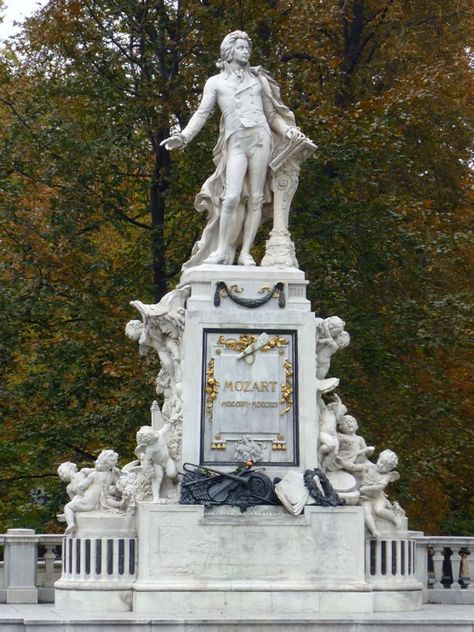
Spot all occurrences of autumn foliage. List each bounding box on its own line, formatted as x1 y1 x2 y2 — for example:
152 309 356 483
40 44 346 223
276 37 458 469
0 0 472 534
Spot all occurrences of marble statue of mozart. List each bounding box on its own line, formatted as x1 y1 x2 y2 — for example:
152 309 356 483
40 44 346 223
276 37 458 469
161 30 305 269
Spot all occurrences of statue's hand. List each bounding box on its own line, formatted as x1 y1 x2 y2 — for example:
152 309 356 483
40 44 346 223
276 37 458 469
285 126 305 141
160 134 185 150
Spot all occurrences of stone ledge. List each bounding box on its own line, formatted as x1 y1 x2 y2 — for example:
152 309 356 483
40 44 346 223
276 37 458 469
0 603 473 632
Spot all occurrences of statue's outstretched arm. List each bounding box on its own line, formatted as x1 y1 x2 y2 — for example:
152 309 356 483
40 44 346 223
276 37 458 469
161 77 217 150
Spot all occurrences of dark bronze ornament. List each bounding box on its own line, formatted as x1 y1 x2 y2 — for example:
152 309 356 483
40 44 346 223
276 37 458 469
179 462 279 512
214 281 285 308
303 468 345 507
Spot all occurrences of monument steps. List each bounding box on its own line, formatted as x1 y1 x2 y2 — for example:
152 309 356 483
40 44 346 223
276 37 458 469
0 603 473 632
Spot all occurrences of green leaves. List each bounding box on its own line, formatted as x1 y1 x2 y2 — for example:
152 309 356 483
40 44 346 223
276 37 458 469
0 0 472 534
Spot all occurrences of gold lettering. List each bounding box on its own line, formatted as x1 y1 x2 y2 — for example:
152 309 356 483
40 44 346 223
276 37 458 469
218 380 279 392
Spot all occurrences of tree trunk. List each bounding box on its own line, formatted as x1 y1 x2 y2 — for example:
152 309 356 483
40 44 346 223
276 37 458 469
150 130 170 302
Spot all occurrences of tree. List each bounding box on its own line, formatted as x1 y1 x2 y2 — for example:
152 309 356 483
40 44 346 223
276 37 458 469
0 0 472 534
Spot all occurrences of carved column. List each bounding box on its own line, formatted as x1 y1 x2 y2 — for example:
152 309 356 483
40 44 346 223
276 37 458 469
431 545 444 589
261 163 300 268
450 548 462 590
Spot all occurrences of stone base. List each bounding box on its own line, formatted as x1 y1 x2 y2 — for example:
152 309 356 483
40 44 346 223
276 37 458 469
133 503 375 616
261 228 299 268
133 589 374 616
5 588 38 604
54 512 137 612
425 589 474 605
55 587 133 612
52 503 423 617
2 602 473 632
373 589 423 612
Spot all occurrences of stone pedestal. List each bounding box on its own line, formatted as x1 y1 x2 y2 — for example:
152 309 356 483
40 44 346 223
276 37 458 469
133 503 374 616
178 264 318 477
4 529 39 604
366 518 423 612
55 512 137 612
52 265 423 618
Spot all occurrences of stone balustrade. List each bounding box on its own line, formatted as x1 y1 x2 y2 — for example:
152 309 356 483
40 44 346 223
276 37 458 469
0 529 473 605
413 535 474 604
0 529 62 603
367 535 417 581
60 534 136 583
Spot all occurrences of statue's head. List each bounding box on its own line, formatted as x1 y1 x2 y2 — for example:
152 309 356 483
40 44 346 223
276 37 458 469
217 30 252 69
136 425 157 445
125 319 143 341
338 415 358 434
326 316 345 336
95 449 118 471
57 461 78 481
377 449 398 472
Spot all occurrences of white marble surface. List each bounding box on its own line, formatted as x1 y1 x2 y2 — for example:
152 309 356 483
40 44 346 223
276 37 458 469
178 265 318 475
129 503 392 616
3 529 38 604
161 31 313 269
1 602 473 631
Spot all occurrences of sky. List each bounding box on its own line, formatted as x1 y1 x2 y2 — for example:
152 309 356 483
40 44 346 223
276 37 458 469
0 0 48 41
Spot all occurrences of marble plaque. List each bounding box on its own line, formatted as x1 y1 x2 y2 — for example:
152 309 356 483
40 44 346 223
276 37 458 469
200 329 298 465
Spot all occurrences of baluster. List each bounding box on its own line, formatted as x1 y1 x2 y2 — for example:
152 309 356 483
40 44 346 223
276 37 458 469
462 547 473 591
91 538 98 579
450 548 462 590
402 540 407 576
386 539 393 580
101 538 108 579
62 537 67 575
70 538 77 579
431 545 444 589
111 538 118 579
43 544 56 588
79 538 86 581
365 537 371 577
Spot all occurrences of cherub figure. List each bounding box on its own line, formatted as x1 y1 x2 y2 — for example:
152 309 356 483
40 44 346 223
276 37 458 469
57 461 94 500
335 449 401 538
58 450 121 535
337 415 375 465
315 316 350 380
135 425 178 503
126 286 190 381
319 393 347 471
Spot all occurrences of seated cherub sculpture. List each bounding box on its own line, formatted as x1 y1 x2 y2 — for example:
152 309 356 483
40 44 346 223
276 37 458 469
337 415 375 465
57 461 94 501
58 450 121 535
135 425 178 503
335 449 401 538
